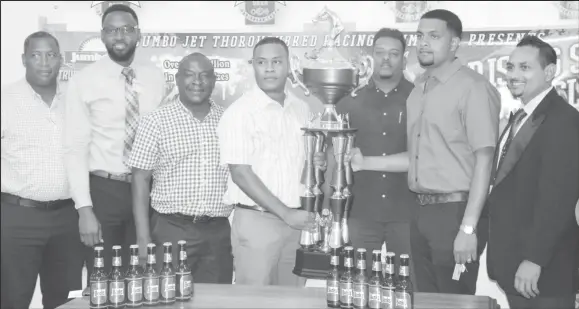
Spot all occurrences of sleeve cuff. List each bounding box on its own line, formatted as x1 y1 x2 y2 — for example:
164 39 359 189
73 195 93 210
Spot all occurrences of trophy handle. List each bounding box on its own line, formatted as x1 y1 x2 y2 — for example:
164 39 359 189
351 54 374 97
290 54 310 96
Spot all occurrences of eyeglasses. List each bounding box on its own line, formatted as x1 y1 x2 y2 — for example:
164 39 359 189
102 25 138 35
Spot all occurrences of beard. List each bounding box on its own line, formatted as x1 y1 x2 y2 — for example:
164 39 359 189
106 43 137 63
418 58 434 67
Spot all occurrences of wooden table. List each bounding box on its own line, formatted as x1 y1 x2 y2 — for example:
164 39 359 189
58 283 500 309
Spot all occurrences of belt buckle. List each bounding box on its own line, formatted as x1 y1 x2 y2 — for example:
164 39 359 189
192 215 209 223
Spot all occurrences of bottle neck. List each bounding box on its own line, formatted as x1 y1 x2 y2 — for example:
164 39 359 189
371 261 381 274
398 265 410 279
384 263 395 276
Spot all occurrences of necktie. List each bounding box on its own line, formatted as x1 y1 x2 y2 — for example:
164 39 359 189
122 67 139 166
495 109 527 179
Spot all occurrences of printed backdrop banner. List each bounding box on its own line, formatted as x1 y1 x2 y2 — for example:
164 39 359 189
53 28 579 115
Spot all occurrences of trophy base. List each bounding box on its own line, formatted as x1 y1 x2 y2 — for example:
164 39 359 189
293 248 331 279
301 127 358 134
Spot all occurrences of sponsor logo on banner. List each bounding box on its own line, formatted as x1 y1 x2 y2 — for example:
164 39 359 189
385 1 436 23
554 1 579 20
234 1 286 25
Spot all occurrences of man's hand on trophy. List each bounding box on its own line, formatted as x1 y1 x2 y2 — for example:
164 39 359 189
313 151 327 171
346 147 364 172
283 209 317 231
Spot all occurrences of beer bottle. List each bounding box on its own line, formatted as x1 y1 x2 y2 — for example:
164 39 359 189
353 248 368 309
90 246 108 309
175 240 193 302
143 244 159 306
108 246 126 308
125 245 143 307
394 254 413 309
381 252 396 309
326 247 341 308
339 246 354 309
368 250 383 309
159 242 176 304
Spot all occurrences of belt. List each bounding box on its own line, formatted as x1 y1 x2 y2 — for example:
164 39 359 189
161 212 224 223
235 203 270 213
416 192 469 206
90 170 132 183
0 192 72 210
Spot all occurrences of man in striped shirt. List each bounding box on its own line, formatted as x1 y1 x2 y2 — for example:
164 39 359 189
1 31 83 309
217 37 324 286
129 53 233 283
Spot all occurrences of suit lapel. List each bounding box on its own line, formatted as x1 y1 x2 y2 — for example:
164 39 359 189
493 90 556 187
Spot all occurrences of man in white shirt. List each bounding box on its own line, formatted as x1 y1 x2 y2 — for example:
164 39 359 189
63 4 166 278
1 31 83 309
217 37 323 286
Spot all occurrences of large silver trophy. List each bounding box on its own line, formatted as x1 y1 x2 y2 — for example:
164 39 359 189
292 7 373 278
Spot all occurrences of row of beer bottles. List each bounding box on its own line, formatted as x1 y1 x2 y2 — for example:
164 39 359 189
90 241 193 308
327 246 414 309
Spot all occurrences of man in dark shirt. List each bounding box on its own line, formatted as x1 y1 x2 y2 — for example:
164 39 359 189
324 28 418 273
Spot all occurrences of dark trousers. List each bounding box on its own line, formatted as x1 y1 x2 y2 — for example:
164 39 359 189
84 175 136 284
150 212 233 284
506 293 575 309
1 199 84 309
410 202 488 295
349 217 416 283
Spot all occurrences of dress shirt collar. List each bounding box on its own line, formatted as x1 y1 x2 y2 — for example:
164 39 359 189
100 54 141 78
22 78 63 107
522 86 552 117
415 57 462 86
250 84 295 110
175 96 220 121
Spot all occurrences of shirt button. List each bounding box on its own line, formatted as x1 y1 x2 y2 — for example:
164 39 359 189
383 112 387 116
382 132 387 136
382 153 386 156
382 194 386 198
382 174 386 178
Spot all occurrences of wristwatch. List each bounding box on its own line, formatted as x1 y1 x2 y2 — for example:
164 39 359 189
460 224 476 235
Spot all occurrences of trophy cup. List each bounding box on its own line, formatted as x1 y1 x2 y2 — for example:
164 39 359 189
291 6 373 279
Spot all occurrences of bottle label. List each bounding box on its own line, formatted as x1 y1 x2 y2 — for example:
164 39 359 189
326 280 339 303
368 285 381 309
143 277 159 302
395 291 412 309
372 262 381 272
126 278 143 303
330 255 339 266
164 253 172 263
180 251 187 261
176 273 193 299
385 263 394 275
130 256 139 266
147 255 156 264
381 287 395 309
399 266 409 277
112 257 122 267
109 280 125 304
344 258 353 268
353 282 368 307
90 281 107 307
339 281 353 305
95 258 104 268
356 260 366 270
161 276 176 300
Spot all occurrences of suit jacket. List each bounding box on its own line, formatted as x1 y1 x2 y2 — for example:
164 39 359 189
486 89 579 297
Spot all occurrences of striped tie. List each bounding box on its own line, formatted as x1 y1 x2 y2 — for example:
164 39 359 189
122 67 139 166
494 108 527 183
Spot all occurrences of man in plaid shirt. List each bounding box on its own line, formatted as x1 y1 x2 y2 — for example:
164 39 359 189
128 53 233 283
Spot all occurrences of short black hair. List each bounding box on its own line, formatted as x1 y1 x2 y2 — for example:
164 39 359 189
421 9 463 39
516 35 557 68
101 4 139 26
23 31 60 54
373 28 407 52
253 37 289 58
